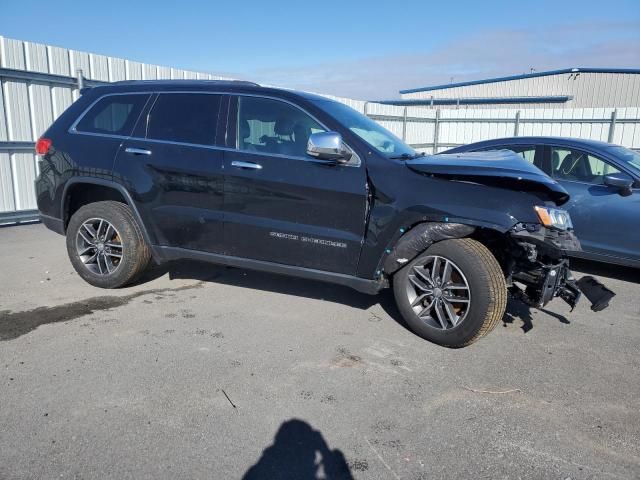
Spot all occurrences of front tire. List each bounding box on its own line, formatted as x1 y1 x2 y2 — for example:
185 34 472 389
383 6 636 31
393 238 507 348
66 201 151 288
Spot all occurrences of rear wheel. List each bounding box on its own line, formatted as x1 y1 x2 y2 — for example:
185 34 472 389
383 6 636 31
393 238 507 347
66 201 150 288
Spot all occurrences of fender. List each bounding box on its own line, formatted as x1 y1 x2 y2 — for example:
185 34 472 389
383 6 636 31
382 222 476 275
61 177 157 252
356 198 521 279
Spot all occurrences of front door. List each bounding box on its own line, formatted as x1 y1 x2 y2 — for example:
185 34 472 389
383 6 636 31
222 95 368 275
115 92 226 253
547 146 640 261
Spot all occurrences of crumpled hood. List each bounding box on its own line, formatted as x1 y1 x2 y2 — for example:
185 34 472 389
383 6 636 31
406 150 569 205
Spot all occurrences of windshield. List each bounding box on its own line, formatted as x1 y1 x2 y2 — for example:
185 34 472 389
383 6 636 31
313 99 417 158
608 146 640 176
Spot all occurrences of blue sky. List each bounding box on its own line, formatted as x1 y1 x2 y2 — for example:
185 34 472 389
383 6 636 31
2 0 639 99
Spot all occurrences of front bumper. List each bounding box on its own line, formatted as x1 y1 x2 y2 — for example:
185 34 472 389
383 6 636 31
508 224 615 311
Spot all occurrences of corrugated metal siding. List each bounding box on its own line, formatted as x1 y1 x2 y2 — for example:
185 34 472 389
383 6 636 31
25 42 48 73
401 72 640 108
0 152 15 212
11 152 37 210
3 80 33 140
1 35 639 220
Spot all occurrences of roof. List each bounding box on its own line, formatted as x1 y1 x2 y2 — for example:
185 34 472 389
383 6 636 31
377 95 572 106
449 136 614 150
400 68 640 95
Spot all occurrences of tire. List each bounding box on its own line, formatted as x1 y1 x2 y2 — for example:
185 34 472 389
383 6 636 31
66 201 151 288
393 238 507 348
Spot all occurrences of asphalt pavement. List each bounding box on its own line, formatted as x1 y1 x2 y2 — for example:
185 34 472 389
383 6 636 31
1 223 639 479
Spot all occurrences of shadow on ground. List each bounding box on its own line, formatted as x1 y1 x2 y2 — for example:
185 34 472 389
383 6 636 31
3 257 629 342
242 419 353 480
570 258 640 284
163 261 380 312
502 299 569 333
163 261 563 337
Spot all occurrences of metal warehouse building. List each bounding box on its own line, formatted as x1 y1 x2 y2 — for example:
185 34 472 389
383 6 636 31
396 68 640 109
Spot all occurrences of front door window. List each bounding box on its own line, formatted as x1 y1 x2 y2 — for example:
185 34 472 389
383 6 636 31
550 148 620 184
237 96 326 158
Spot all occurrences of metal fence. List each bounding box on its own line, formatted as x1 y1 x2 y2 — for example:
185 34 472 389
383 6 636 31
1 36 640 224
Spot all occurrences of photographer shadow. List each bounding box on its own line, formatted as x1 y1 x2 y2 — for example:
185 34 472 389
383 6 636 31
242 419 353 480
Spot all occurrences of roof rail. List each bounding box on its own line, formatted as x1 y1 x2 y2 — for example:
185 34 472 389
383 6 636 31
111 79 260 87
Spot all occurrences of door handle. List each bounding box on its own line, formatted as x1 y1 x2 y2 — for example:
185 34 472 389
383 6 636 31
125 147 152 156
231 161 262 170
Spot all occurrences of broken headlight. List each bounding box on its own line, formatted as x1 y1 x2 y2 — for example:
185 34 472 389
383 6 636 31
534 206 573 231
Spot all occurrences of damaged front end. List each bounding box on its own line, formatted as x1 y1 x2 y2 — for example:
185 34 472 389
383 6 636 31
506 220 614 312
382 219 615 313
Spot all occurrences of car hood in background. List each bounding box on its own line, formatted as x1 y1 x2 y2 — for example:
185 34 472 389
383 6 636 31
406 150 570 205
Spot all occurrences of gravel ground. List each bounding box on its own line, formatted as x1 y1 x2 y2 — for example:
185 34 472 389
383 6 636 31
1 223 639 480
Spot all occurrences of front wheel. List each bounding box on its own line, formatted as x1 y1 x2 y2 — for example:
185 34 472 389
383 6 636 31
393 238 507 348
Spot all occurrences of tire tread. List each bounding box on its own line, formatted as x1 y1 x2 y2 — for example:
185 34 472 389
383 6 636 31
453 238 507 347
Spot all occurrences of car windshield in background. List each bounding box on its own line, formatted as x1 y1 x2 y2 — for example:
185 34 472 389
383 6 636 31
313 99 417 158
608 146 640 176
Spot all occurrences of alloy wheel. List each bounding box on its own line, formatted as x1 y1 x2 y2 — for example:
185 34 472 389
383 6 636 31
75 218 124 275
405 255 471 329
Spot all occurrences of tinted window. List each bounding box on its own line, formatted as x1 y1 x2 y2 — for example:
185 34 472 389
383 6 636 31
479 145 536 163
237 96 325 157
607 146 640 176
551 147 620 184
147 93 221 146
76 94 149 136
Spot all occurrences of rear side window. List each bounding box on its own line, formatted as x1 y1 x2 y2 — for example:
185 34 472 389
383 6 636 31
146 93 222 146
75 94 149 136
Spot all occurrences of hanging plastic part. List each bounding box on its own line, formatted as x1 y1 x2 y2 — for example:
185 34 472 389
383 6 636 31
383 222 475 274
576 276 615 312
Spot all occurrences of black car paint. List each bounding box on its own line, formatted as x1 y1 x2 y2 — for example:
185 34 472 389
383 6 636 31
405 150 570 205
37 82 579 297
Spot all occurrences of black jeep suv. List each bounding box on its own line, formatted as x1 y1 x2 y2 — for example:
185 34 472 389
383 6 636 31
35 80 612 347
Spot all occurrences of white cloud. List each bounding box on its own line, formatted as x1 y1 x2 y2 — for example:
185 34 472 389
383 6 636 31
245 21 640 99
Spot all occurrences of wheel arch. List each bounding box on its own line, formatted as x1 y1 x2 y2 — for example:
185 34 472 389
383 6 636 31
61 177 155 250
381 221 511 276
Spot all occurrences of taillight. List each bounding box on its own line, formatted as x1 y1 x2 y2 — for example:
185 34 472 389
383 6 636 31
35 137 52 155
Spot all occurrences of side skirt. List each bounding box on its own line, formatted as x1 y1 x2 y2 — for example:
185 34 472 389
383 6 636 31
152 246 384 295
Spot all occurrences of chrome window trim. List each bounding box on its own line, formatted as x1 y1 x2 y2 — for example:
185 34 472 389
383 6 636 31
68 91 154 136
68 90 361 167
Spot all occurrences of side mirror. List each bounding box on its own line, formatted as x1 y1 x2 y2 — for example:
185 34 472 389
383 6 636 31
603 172 634 196
307 132 350 163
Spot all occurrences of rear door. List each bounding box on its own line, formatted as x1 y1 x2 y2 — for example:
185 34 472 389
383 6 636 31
222 94 368 275
546 145 640 261
69 92 151 174
115 92 226 253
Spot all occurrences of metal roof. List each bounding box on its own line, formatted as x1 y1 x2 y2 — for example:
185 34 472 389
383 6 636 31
377 95 573 106
399 68 640 94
